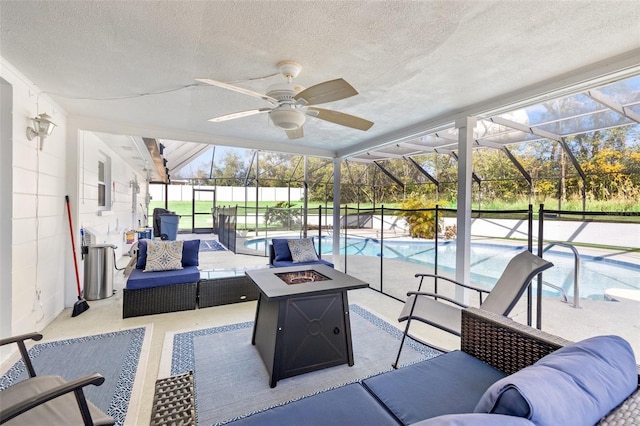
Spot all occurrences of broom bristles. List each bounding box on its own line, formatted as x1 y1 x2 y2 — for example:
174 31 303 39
72 297 90 317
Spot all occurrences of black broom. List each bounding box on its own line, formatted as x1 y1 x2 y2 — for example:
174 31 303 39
65 195 90 317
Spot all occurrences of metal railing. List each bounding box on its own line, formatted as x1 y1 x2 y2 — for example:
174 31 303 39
542 242 581 308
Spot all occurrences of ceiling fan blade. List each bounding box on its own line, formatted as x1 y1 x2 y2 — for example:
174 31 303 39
286 127 304 140
196 78 279 105
307 107 374 131
294 78 358 106
208 108 271 123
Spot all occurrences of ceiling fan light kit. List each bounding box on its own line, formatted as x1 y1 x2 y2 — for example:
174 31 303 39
270 107 306 130
199 60 374 139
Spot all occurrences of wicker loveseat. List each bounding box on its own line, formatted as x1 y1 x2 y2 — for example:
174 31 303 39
230 307 640 425
123 239 201 318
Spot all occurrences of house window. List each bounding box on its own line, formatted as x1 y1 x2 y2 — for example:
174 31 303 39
98 160 106 207
97 153 111 209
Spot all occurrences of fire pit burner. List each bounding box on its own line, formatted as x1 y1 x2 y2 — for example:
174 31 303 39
275 270 331 285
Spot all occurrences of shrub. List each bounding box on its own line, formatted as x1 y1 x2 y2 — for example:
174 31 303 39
399 197 445 239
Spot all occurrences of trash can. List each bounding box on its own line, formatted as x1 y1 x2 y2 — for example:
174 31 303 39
159 214 180 240
83 244 116 300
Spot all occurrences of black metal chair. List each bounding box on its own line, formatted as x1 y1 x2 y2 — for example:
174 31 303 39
0 332 114 425
393 250 553 368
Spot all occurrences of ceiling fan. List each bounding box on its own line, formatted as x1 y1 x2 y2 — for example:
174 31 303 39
197 61 374 139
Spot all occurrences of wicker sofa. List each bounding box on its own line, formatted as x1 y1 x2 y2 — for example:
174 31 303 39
123 239 201 318
230 307 640 425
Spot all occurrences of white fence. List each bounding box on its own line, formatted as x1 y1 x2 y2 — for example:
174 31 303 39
149 184 304 203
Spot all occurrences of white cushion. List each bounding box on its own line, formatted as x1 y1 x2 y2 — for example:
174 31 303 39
288 239 319 263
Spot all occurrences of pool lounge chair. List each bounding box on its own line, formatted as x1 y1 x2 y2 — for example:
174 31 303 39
394 250 553 368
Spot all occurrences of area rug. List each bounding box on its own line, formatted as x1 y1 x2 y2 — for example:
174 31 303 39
163 305 441 425
0 326 150 426
200 240 226 252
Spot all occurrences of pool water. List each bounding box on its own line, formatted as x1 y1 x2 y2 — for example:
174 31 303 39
246 236 639 300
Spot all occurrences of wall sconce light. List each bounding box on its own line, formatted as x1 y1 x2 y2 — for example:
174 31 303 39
26 113 57 150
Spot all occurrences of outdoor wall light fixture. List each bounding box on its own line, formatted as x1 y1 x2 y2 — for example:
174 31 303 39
27 113 57 150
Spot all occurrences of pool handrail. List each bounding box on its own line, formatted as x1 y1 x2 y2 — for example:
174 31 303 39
542 242 581 309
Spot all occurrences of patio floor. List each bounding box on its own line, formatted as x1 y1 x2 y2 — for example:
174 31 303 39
29 234 640 424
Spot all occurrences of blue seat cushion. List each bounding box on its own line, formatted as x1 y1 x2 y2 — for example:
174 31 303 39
136 239 200 268
272 239 292 261
126 266 200 290
228 383 400 426
271 259 334 268
363 351 506 425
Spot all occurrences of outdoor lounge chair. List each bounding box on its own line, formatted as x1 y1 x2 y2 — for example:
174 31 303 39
0 332 114 425
393 250 553 368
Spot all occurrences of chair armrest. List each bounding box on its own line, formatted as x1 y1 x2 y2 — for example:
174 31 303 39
460 307 572 374
269 244 275 266
0 373 106 424
0 332 43 378
406 291 469 308
0 332 43 347
414 273 490 295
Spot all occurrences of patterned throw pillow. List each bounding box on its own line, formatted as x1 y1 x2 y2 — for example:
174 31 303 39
288 238 319 263
144 240 184 272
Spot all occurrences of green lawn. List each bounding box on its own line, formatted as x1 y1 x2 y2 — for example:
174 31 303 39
149 198 639 231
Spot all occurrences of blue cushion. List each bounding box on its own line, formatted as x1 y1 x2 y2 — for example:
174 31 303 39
411 414 535 425
136 239 148 269
363 351 506 425
181 239 200 266
228 383 400 426
126 266 200 290
272 239 292 262
136 239 200 268
474 335 637 425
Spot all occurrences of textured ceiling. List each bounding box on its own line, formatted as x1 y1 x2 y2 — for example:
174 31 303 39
1 1 639 177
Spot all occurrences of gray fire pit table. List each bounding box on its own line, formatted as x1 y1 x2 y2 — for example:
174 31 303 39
246 264 369 388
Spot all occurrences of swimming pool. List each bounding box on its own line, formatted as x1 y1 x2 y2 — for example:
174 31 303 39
245 236 639 300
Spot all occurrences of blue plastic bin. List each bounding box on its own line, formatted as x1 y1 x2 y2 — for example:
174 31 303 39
159 214 179 240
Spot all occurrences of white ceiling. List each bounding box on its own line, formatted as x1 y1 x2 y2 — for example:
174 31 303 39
2 1 639 178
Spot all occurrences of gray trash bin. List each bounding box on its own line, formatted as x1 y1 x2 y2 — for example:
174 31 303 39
159 214 180 240
83 244 116 300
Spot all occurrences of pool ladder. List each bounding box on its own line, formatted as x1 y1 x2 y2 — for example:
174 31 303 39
542 243 581 309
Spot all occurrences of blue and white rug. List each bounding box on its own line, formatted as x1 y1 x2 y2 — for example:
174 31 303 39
163 304 441 425
0 326 149 426
199 240 226 252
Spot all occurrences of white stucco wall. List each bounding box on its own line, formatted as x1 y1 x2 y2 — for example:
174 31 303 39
0 59 148 360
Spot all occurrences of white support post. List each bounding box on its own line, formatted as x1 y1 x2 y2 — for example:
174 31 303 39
303 156 308 238
455 116 476 304
332 158 342 268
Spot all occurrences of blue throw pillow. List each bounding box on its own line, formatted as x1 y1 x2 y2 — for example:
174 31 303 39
136 239 148 269
474 335 637 425
182 239 200 267
272 239 292 261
